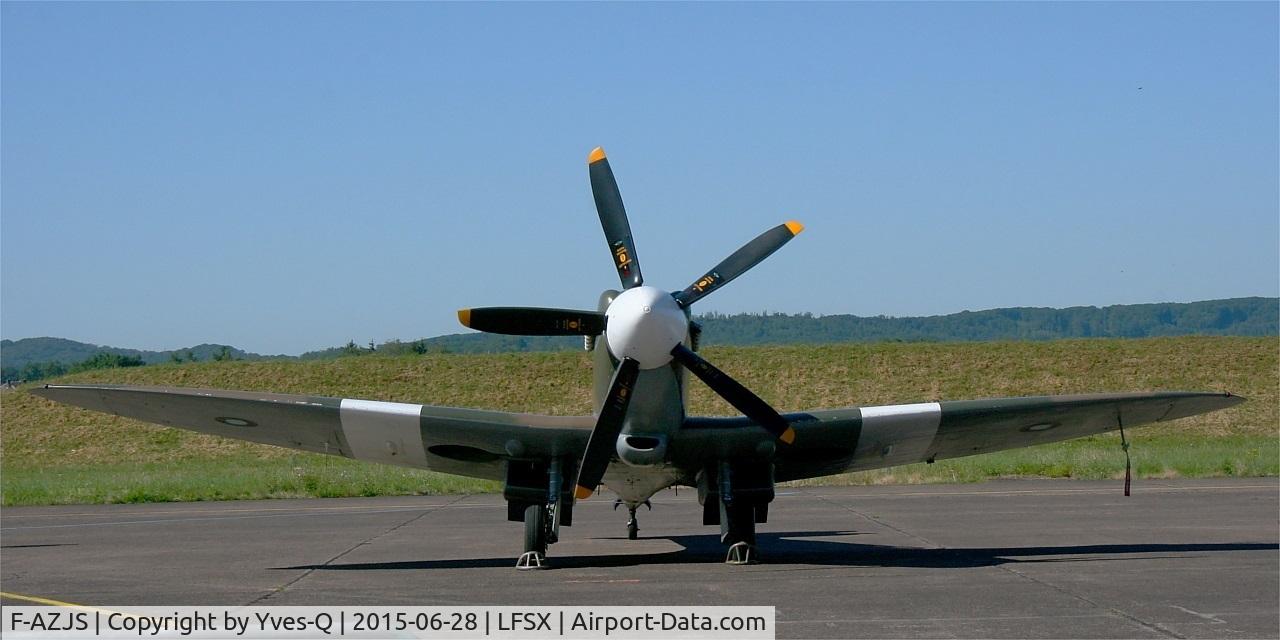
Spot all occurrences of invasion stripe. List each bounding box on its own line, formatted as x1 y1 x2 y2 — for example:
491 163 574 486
339 399 428 467
850 403 942 470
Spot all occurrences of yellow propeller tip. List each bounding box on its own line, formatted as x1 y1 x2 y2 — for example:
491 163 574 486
457 309 472 328
785 220 805 236
588 146 607 164
779 426 797 445
574 485 594 500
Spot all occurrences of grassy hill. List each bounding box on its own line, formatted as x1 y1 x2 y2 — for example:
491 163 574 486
6 298 1275 372
345 296 1280 355
2 336 1275 505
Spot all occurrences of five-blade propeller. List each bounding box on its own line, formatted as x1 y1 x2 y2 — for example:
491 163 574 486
459 146 804 501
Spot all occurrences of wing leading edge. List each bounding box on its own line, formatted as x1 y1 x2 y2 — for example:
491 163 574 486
679 391 1244 482
32 385 1243 485
31 384 595 481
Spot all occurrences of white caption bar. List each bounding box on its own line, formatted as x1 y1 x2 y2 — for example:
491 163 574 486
4 606 774 640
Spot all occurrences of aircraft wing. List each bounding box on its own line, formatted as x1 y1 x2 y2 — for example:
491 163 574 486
680 391 1244 482
31 384 595 481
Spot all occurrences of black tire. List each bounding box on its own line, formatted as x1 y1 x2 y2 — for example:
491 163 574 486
627 521 638 540
524 504 547 555
720 501 756 546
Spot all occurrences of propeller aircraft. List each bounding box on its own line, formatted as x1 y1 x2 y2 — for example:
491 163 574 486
33 147 1244 569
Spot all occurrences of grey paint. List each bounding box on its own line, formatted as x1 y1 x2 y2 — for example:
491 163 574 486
31 385 1243 502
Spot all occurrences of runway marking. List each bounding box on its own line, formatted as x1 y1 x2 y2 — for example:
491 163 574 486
0 496 650 527
1 591 92 607
2 484 1272 530
0 502 469 519
0 592 147 623
808 493 943 550
1 496 678 520
3 482 1265 520
1170 605 1227 624
996 559 1185 638
778 612 1134 624
796 484 1276 500
247 494 470 605
0 506 450 531
0 591 121 616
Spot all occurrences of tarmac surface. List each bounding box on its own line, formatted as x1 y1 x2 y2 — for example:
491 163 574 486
2 479 1277 639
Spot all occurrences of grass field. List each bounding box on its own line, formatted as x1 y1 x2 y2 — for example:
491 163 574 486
2 337 1275 505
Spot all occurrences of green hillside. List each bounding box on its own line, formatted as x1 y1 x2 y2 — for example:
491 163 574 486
696 296 1278 345
372 296 1280 354
5 298 1275 376
2 336 1274 505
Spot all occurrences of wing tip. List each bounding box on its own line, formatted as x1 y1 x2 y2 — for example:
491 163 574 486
1220 391 1248 406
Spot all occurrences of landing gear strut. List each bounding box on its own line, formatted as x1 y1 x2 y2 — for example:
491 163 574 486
507 458 573 570
614 499 651 540
699 461 774 565
721 502 757 565
611 494 650 540
627 513 639 540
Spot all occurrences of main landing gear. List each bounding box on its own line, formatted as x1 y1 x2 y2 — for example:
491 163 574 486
615 499 652 540
721 502 758 565
504 458 776 569
699 461 774 565
506 459 573 570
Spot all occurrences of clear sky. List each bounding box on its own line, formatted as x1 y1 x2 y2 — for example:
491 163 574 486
2 2 1276 355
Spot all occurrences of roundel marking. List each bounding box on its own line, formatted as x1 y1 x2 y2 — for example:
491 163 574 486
216 416 257 427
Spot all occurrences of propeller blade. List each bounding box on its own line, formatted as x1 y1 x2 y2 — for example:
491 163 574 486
457 307 605 336
672 220 804 308
588 147 644 289
574 357 641 499
670 343 795 444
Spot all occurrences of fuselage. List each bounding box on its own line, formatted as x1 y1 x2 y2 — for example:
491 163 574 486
591 289 691 505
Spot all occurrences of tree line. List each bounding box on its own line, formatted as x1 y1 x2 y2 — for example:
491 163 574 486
3 352 146 384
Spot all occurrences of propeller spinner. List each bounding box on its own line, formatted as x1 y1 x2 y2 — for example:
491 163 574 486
459 146 803 499
603 286 687 369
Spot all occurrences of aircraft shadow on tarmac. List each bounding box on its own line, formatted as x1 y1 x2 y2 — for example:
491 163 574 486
274 531 1278 572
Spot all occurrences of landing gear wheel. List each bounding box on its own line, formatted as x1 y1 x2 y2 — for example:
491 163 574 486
517 504 549 570
617 500 649 540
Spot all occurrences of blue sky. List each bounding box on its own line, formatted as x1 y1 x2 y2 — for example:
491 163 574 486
3 2 1276 355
